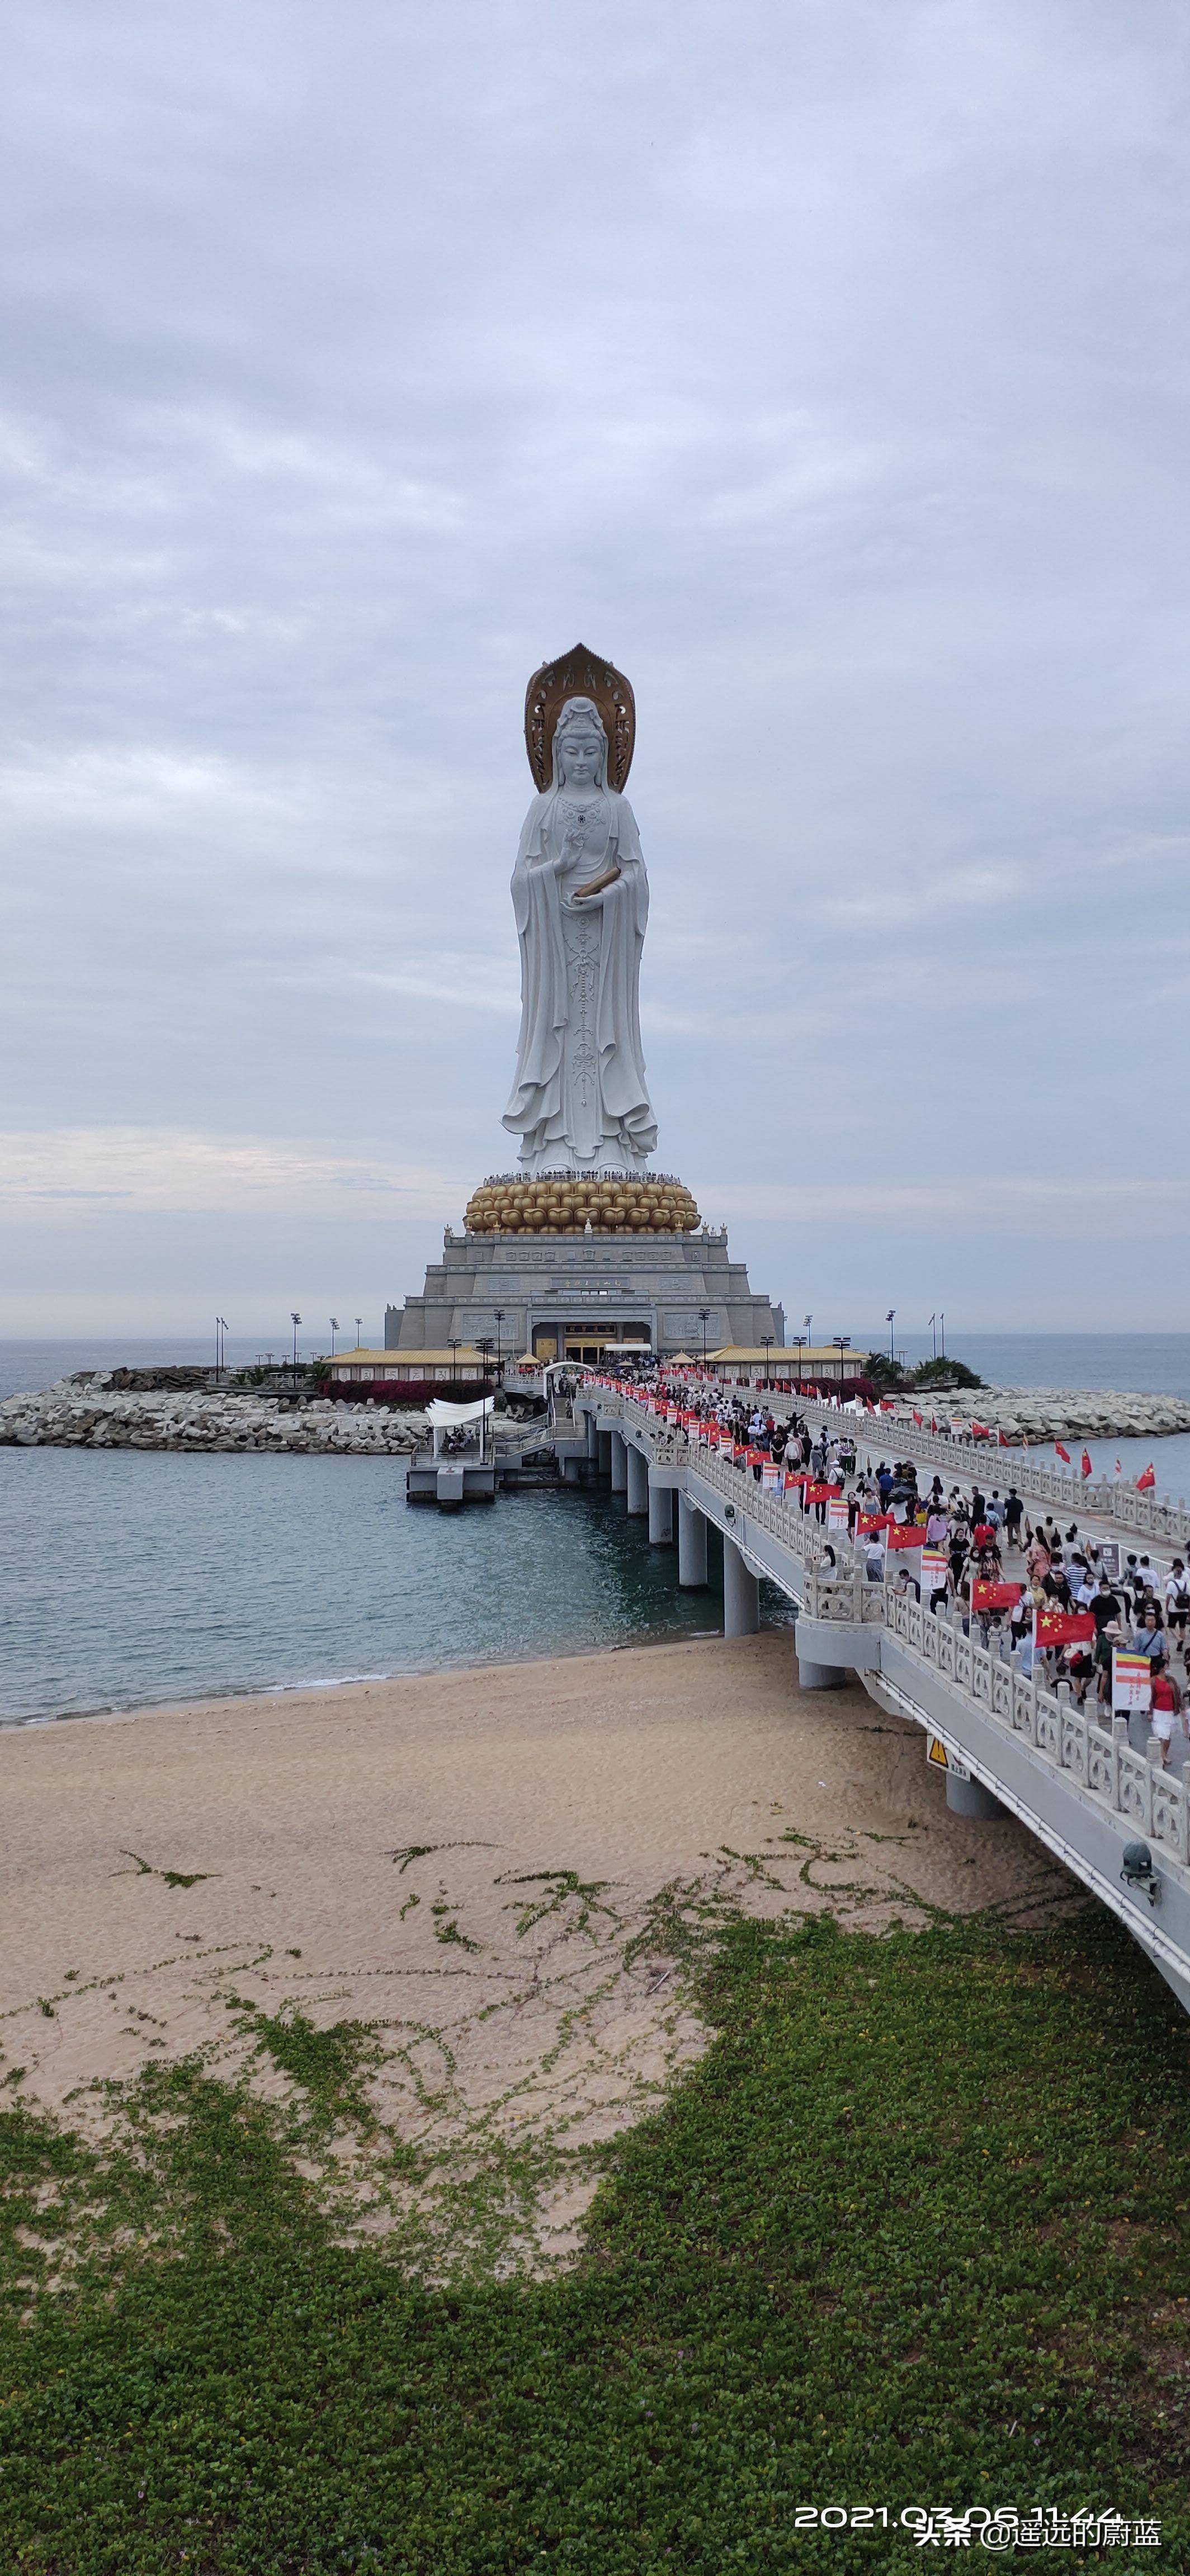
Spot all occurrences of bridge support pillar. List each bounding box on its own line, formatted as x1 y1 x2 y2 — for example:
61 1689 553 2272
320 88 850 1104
945 1772 1005 1820
610 1431 627 1493
625 1443 649 1517
723 1535 759 1637
585 1410 599 1461
797 1656 847 1690
677 1494 708 1588
596 1431 612 1478
648 1479 674 1546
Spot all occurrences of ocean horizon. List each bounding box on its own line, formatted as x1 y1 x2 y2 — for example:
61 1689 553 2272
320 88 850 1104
4 1329 1190 1404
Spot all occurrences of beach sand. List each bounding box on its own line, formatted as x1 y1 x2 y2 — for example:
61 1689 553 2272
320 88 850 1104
1 1633 1081 2271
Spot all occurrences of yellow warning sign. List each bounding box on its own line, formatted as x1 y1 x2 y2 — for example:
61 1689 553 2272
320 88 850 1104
926 1736 971 1781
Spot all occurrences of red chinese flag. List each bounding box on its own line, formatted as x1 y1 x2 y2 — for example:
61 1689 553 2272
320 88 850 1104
998 1429 1010 1447
745 1447 766 1467
930 1416 938 1433
1080 1448 1092 1479
785 1468 809 1486
1054 1441 1071 1464
806 1480 833 1502
912 1409 923 1427
733 1443 748 1462
971 1420 990 1438
857 1510 886 1533
887 1523 925 1551
1136 1462 1156 1491
972 1579 1023 1613
1034 1607 1096 1649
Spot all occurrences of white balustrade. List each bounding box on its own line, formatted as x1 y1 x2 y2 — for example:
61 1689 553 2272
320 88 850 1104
790 1395 1188 1549
586 1384 1190 1874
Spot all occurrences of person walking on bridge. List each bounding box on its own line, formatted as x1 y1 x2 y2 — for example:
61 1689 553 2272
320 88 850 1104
1149 1658 1186 1765
1166 1560 1190 1656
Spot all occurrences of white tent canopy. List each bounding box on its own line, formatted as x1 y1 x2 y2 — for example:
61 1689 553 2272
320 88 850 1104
426 1396 495 1427
426 1393 495 1460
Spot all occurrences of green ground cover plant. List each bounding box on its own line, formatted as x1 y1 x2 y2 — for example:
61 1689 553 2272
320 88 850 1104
1 1906 1188 2570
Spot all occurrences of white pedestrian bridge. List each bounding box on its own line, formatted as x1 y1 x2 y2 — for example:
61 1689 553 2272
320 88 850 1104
572 1386 1190 2017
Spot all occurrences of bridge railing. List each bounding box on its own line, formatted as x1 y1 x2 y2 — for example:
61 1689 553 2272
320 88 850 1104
610 1392 885 1624
788 1396 1189 1549
591 1386 1190 1890
884 1588 1190 1869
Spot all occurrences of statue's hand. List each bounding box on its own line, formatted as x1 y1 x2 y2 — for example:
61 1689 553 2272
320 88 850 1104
573 863 622 902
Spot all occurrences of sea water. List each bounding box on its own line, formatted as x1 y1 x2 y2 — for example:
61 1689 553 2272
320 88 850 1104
0 1447 761 1725
3 1336 1189 1724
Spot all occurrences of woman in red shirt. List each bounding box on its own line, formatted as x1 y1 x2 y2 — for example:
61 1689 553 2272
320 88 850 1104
1149 1659 1185 1767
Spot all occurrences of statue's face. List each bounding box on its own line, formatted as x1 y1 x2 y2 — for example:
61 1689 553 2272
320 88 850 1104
559 730 601 788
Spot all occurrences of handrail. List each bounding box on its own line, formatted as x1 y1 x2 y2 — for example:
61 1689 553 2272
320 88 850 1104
784 1395 1189 1551
882 1586 1190 1873
584 1383 1190 1877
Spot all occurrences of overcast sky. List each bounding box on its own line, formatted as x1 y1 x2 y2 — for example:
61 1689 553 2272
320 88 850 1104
3 0 1188 1344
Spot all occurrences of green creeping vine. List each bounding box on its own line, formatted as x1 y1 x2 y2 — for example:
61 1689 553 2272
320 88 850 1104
1 1909 1189 2570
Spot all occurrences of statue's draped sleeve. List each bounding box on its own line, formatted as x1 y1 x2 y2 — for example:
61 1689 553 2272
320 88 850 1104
593 798 653 1136
504 795 568 1136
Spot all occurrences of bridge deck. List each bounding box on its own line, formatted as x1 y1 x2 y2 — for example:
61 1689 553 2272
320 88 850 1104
575 1388 1190 2015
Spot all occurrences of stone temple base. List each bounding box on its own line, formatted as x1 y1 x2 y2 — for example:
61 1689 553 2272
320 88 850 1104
386 1195 784 1364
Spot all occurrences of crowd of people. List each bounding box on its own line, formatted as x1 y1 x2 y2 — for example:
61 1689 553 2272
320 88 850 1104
596 1357 1190 1764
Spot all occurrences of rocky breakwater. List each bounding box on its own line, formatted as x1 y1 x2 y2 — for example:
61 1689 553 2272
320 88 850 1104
0 1375 426 1456
966 1387 1190 1440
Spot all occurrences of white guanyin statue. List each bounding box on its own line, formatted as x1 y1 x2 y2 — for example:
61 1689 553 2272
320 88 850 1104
502 693 658 1175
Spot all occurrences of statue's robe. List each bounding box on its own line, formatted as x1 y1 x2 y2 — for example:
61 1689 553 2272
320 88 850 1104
502 788 657 1169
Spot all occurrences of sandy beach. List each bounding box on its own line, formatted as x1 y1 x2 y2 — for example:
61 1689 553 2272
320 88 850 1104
1 1633 1081 2270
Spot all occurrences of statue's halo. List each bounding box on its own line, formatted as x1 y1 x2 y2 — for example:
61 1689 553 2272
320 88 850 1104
524 644 635 792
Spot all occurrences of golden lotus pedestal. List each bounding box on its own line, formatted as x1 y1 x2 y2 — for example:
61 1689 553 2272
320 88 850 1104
384 1173 783 1367
463 1175 700 1238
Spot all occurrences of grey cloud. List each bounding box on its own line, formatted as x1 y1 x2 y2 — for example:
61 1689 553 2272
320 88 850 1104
2 0 1187 1333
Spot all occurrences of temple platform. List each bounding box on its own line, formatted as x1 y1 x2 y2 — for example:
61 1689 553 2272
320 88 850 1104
386 1216 784 1365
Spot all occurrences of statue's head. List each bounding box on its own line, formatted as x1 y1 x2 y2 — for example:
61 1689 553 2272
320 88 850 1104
551 696 608 792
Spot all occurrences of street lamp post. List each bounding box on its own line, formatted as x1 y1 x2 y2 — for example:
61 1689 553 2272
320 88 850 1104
354 1316 363 1352
448 1337 461 1390
792 1332 806 1392
291 1312 301 1375
494 1309 505 1381
928 1312 937 1363
476 1338 493 1449
886 1308 896 1362
698 1306 710 1370
832 1333 851 1396
760 1333 774 1390
329 1317 339 1357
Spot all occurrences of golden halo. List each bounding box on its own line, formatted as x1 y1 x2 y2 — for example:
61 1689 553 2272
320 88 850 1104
524 644 635 792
